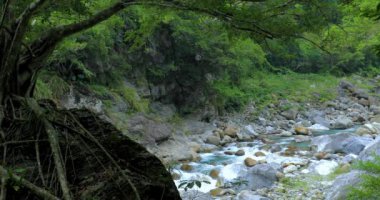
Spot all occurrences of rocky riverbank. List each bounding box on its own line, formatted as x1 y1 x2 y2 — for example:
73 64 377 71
59 77 380 199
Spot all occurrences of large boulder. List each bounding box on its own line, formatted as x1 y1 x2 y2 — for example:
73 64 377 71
359 136 380 161
330 115 353 129
205 135 221 145
281 108 298 120
325 171 364 200
153 136 198 164
308 160 338 175
127 114 172 145
311 132 373 155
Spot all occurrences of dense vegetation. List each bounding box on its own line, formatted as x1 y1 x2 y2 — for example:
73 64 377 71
33 0 380 114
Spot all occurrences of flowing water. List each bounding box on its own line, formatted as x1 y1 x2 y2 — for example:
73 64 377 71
173 126 358 194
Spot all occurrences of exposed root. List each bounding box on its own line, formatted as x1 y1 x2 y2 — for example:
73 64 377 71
0 97 180 200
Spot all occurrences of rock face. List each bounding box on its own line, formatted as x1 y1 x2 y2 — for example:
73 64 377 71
325 171 364 200
127 114 172 145
311 132 373 155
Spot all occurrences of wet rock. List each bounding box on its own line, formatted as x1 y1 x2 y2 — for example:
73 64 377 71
308 124 329 132
224 151 235 155
244 157 257 167
180 164 194 172
172 172 181 180
206 135 221 145
255 151 266 157
209 169 220 179
294 126 310 135
221 135 233 145
280 130 293 137
235 149 246 156
314 152 328 160
325 170 364 200
248 164 278 189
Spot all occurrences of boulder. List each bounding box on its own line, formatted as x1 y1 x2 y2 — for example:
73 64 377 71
224 126 239 137
242 125 259 136
255 151 266 157
221 135 233 144
206 135 221 145
330 115 353 129
244 157 257 167
308 124 329 132
325 170 364 200
281 108 298 120
283 165 298 174
248 164 278 189
209 169 220 179
180 164 193 171
294 126 310 135
235 149 246 156
237 190 270 200
311 132 373 155
359 136 380 161
210 188 235 197
154 136 197 164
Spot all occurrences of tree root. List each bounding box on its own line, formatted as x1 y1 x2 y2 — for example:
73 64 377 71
0 165 59 200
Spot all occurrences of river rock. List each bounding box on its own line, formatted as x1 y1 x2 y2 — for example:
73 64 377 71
224 126 239 137
244 157 257 167
210 188 235 197
221 135 233 144
206 135 221 145
294 126 310 135
330 115 353 129
209 169 220 179
311 132 373 155
281 109 298 120
283 165 298 174
180 164 193 171
280 130 293 137
237 190 270 200
255 151 266 157
308 124 329 132
235 149 246 156
242 125 259 136
248 164 278 189
355 123 380 136
325 170 364 200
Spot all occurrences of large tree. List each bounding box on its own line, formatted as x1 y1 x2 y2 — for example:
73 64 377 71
0 0 337 199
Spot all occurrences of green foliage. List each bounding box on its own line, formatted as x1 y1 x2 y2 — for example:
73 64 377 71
347 156 380 200
34 71 70 100
178 180 211 191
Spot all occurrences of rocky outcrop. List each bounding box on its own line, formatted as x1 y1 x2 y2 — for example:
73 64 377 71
127 114 173 145
311 132 373 155
325 170 364 200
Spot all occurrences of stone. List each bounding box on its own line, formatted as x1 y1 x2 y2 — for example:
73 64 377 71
314 152 328 160
171 172 181 180
281 108 298 120
242 125 259 136
235 149 246 156
210 188 235 197
221 135 233 144
248 164 278 189
371 115 380 123
209 169 220 179
224 126 239 137
310 132 373 155
330 115 353 129
237 190 270 200
325 170 364 200
294 126 310 135
359 136 380 161
205 135 220 145
358 98 370 106
308 124 329 132
244 157 257 167
255 151 266 157
224 151 235 155
280 130 293 137
283 165 297 174
180 164 193 171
